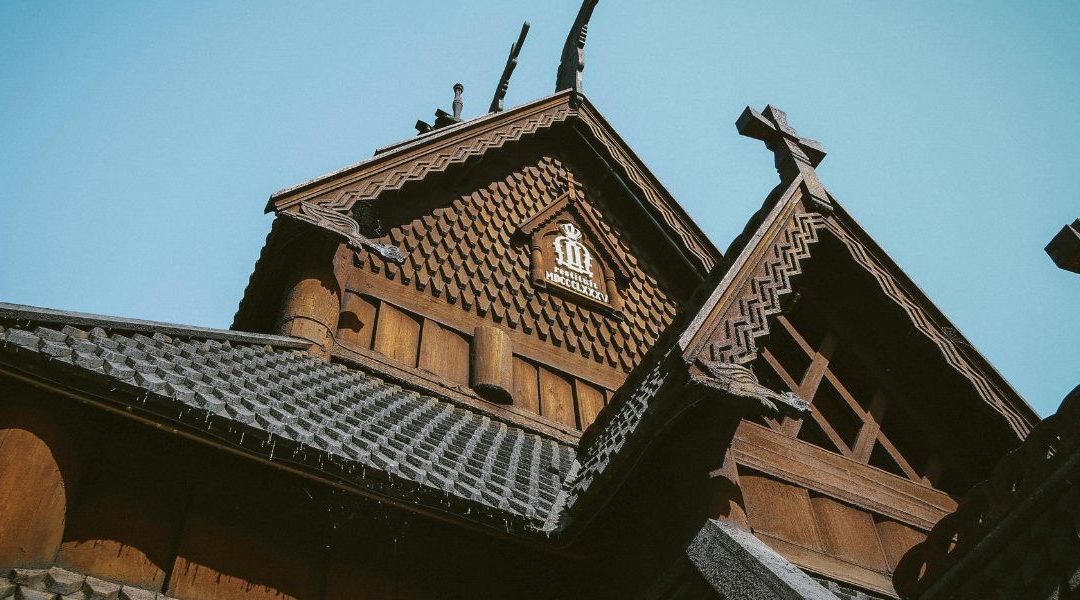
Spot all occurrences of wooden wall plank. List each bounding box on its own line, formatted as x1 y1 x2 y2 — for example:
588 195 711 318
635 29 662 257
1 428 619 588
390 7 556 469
809 494 889 573
539 367 577 429
418 320 471 387
753 530 898 598
442 327 471 386
512 358 540 414
574 379 605 430
417 319 446 376
875 517 927 572
740 470 823 552
373 302 421 367
347 273 627 391
337 292 378 350
57 426 190 590
733 421 956 530
0 394 83 570
166 462 325 600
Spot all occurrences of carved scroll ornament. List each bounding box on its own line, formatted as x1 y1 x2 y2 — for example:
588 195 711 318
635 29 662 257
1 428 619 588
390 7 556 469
283 200 405 263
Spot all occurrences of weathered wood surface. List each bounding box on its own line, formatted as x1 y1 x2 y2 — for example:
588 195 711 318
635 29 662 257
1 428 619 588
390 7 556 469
372 302 421 367
57 427 188 590
471 325 513 403
274 242 341 358
337 291 377 350
734 421 956 530
419 319 469 386
348 274 626 391
540 366 577 429
0 390 82 570
512 357 541 414
574 379 606 430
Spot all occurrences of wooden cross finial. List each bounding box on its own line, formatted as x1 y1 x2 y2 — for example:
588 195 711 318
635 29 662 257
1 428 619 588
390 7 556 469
737 105 831 211
1046 219 1080 274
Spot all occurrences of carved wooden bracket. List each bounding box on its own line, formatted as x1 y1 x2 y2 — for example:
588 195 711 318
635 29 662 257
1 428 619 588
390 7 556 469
555 0 599 94
282 200 405 263
691 358 810 417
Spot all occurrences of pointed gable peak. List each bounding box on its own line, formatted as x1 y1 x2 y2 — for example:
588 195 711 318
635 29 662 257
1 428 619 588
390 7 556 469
266 91 719 277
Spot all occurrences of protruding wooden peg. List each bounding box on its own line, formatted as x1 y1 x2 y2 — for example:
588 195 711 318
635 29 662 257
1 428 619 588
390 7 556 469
471 325 513 404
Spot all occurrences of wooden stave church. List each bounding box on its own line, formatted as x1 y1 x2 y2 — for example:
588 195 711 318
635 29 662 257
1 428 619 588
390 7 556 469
0 5 1051 600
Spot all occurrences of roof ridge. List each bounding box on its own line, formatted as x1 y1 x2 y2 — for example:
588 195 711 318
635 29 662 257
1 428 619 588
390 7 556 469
0 302 310 349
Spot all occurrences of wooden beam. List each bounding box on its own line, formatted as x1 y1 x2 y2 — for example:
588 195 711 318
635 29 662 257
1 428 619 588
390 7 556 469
850 392 887 463
760 350 806 436
823 370 872 424
799 332 838 401
733 421 956 530
751 531 899 598
776 314 817 359
346 272 625 391
875 430 922 482
801 406 853 457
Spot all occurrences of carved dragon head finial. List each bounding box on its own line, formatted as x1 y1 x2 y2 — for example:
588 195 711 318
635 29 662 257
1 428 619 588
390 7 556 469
490 22 531 113
555 0 599 94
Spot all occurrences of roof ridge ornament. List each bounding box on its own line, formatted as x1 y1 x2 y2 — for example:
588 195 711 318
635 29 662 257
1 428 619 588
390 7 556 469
489 22 531 113
284 200 405 263
737 105 832 212
555 0 599 95
416 83 465 134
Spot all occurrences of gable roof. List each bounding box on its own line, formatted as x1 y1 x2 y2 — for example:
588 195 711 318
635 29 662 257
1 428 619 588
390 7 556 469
265 90 720 276
5 112 1038 545
678 172 1039 438
1 101 1045 597
0 303 575 536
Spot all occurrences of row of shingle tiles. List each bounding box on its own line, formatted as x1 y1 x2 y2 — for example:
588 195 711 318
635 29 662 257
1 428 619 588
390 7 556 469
546 359 671 528
361 155 678 373
0 567 174 600
0 321 575 526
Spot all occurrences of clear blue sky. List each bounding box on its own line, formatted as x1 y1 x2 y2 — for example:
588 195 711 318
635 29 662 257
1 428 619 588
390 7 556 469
1 1 1076 416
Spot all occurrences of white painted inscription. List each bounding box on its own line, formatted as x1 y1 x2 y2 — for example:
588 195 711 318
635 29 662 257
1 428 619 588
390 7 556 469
545 223 609 303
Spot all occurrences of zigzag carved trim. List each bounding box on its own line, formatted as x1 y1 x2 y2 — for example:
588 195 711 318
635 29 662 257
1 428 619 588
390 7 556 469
274 96 718 275
703 208 1030 436
820 219 1031 436
314 104 573 212
707 212 824 364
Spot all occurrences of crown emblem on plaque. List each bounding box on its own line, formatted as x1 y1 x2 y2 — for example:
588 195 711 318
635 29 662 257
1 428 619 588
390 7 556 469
558 222 583 240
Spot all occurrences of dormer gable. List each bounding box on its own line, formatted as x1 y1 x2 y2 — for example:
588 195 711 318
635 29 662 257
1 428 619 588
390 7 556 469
233 92 721 440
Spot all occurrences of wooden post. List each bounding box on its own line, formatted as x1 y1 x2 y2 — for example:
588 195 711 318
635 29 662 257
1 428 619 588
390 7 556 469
604 273 622 312
275 240 341 358
708 412 748 529
471 325 514 404
709 448 748 529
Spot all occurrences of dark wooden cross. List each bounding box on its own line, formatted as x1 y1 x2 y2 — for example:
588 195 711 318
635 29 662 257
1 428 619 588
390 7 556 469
1046 219 1080 274
737 105 831 211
